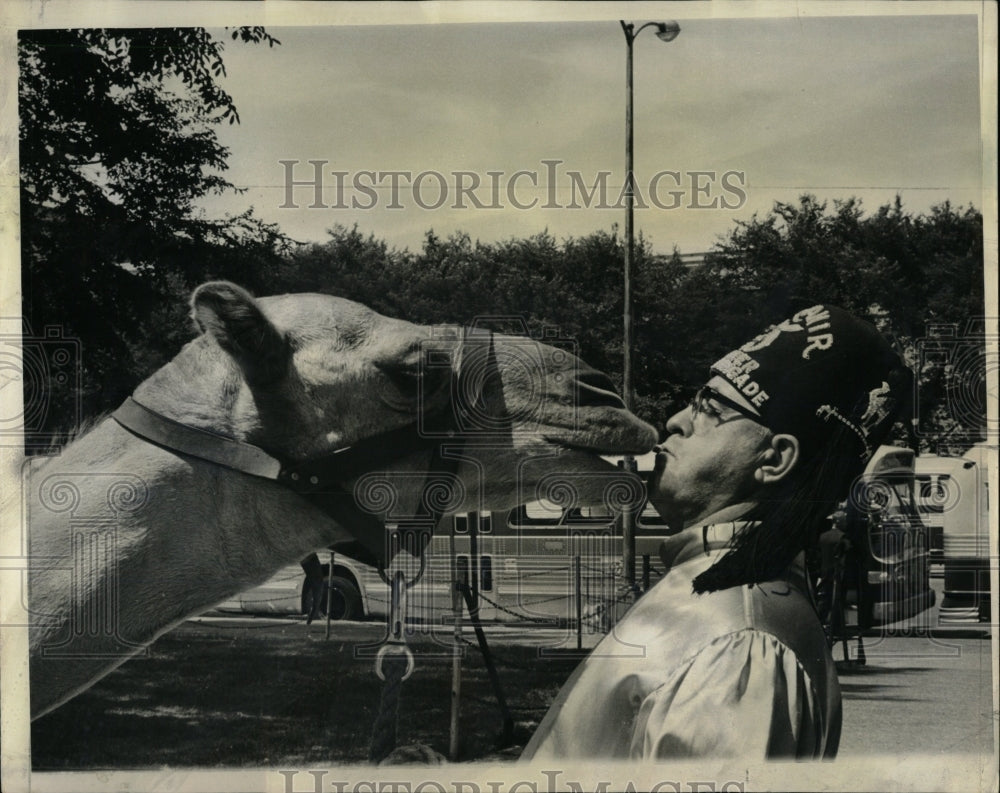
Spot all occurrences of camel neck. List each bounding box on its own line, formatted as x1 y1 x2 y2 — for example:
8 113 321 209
132 336 246 436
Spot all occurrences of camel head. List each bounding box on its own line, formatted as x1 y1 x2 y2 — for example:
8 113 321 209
135 281 657 519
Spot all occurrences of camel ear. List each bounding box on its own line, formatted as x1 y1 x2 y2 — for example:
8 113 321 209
191 281 290 385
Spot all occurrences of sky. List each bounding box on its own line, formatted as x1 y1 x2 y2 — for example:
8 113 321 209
0 9 993 792
196 12 983 256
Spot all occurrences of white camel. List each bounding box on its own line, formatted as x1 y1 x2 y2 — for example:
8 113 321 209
24 281 656 718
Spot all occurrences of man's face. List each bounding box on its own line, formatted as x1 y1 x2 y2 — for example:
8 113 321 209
648 375 774 528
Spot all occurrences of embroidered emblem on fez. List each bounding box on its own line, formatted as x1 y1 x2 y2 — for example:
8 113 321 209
740 317 804 353
711 304 909 458
860 380 893 434
738 305 834 360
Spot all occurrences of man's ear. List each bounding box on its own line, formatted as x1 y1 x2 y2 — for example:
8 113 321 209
756 433 800 485
191 281 290 385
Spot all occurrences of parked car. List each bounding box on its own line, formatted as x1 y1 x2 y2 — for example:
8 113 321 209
817 445 935 646
213 566 305 616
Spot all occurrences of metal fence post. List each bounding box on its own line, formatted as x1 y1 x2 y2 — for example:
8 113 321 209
575 554 582 650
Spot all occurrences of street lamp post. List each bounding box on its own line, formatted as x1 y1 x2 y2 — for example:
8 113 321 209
620 19 679 592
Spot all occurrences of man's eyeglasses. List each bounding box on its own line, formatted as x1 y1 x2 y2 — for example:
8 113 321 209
689 385 768 426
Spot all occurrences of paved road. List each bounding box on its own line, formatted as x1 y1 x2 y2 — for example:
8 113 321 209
836 635 995 757
827 574 996 758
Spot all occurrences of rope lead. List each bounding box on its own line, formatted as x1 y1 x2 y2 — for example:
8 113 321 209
368 654 409 763
368 565 418 763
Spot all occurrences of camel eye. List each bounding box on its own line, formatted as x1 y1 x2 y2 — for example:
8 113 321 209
378 362 424 398
374 344 453 410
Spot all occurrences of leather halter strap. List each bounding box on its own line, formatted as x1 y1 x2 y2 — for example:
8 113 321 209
110 327 493 567
111 392 456 487
112 397 284 479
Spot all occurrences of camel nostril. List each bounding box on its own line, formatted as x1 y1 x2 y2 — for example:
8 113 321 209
574 368 627 410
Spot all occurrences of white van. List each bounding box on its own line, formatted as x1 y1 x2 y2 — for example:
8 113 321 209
914 444 991 623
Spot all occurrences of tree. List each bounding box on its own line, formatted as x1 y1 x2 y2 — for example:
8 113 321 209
18 27 286 438
694 195 985 452
276 224 406 316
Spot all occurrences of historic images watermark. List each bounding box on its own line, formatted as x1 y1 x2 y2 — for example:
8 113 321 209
276 770 746 793
278 160 748 212
0 318 81 450
914 317 997 443
28 472 151 659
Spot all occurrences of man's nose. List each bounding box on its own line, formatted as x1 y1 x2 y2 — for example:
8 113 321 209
662 407 692 440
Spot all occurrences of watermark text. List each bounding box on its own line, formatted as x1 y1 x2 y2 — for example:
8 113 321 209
279 160 747 212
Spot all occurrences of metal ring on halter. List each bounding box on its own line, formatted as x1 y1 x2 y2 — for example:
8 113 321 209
374 642 415 682
372 570 414 681
377 550 427 589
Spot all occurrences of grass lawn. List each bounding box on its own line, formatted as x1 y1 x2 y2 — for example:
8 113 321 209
30 619 585 768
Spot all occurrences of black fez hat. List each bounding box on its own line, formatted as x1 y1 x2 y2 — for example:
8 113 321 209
710 305 912 461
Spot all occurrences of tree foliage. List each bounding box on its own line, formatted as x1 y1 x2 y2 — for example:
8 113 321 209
20 27 278 231
18 27 287 434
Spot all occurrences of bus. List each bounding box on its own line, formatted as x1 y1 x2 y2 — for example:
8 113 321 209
215 453 674 626
914 444 991 623
219 446 942 630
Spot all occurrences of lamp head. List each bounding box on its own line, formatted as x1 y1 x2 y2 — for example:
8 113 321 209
655 21 681 42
